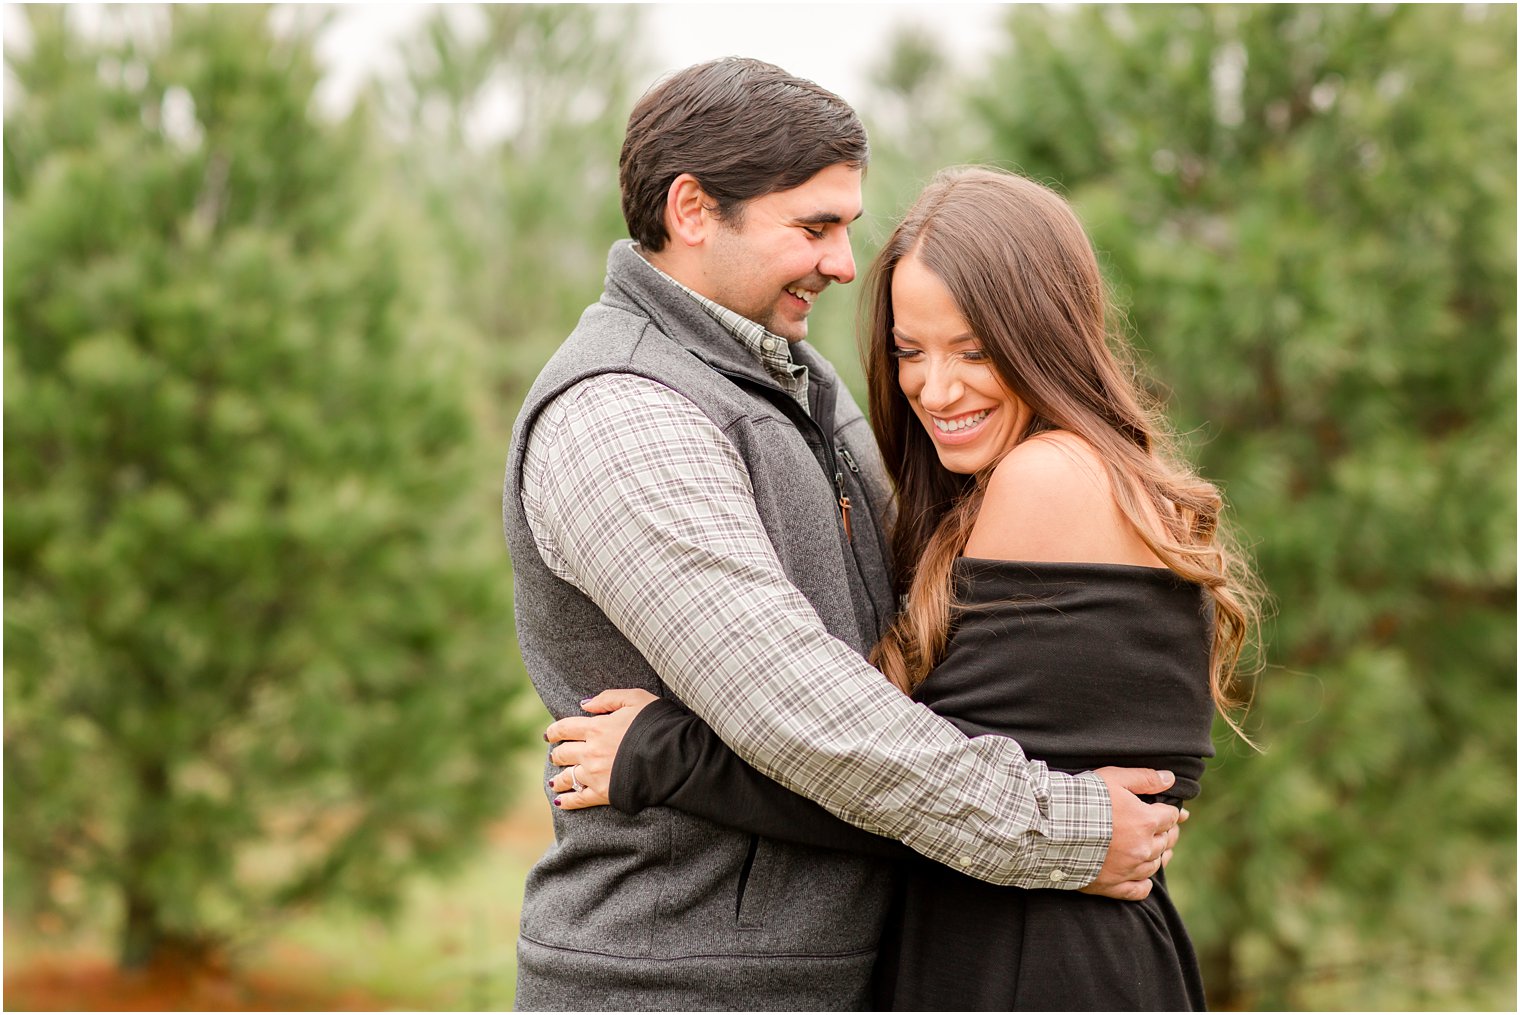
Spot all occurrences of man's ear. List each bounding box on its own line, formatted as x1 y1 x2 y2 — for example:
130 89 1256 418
664 173 717 248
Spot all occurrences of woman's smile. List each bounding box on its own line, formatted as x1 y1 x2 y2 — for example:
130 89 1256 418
928 407 996 442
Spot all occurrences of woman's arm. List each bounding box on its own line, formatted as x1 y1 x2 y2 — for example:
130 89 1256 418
547 692 914 860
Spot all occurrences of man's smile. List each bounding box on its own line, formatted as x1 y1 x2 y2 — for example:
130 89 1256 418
784 284 821 307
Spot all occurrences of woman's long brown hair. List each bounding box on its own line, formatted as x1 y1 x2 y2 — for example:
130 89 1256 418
863 167 1262 736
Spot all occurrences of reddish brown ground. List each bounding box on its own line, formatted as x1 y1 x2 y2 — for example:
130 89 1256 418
5 776 556 1012
4 949 397 1011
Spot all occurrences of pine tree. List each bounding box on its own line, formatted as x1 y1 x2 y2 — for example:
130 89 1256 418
967 5 1515 1006
380 4 647 408
5 6 524 970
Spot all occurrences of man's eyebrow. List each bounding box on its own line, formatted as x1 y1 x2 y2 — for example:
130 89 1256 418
794 208 866 226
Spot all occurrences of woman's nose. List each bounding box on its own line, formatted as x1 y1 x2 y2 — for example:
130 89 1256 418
916 361 962 412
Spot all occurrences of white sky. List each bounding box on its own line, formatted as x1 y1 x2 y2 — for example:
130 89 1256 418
2 3 1010 130
315 2 1009 115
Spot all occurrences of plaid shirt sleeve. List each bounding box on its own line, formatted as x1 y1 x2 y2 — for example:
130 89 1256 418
521 373 1112 888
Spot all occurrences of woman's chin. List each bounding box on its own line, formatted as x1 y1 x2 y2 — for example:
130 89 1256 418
931 448 986 475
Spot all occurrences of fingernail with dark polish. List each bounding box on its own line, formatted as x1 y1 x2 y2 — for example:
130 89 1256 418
552 798 562 807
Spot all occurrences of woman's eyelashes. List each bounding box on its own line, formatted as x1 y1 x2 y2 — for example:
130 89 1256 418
890 345 990 362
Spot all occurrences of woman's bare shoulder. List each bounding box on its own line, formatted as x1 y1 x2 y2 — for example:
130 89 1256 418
963 431 1163 566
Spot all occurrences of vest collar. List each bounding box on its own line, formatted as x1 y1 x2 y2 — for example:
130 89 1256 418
601 239 833 399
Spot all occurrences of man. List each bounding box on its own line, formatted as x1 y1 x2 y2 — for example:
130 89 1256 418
503 58 1181 1011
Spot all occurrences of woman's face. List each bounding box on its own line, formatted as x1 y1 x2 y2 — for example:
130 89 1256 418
890 252 1031 475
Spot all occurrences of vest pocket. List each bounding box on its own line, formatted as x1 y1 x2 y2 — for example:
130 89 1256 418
736 834 771 929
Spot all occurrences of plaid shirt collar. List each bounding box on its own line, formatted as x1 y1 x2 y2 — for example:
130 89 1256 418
639 251 811 413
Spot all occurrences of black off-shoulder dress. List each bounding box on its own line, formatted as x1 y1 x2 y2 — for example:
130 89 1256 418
609 559 1216 1011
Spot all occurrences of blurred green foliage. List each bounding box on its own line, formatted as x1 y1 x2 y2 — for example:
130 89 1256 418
2 3 1514 1010
4 5 528 970
376 3 647 410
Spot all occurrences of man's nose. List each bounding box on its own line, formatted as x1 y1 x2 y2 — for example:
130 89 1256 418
820 231 856 285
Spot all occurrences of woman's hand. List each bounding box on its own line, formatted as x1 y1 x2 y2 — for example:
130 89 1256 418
544 688 659 810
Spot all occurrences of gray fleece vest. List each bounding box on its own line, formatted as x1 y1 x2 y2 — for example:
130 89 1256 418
503 241 897 1011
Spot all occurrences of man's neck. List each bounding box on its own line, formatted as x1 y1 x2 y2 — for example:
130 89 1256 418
639 245 716 305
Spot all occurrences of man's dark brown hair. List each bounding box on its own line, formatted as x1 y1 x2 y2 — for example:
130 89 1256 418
619 57 869 251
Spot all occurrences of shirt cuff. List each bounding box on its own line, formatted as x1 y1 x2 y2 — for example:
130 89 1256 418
1027 769 1112 890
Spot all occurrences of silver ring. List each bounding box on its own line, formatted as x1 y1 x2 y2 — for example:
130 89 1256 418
570 766 584 793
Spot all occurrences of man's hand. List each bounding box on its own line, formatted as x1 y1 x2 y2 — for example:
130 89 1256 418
544 689 659 809
1079 767 1186 901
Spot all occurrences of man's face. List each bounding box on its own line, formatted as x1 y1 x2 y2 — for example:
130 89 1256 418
700 163 863 342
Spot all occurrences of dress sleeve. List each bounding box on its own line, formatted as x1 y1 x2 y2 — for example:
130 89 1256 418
522 373 1111 889
609 697 915 860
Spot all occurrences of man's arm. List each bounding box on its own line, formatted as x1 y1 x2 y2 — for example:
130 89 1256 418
523 373 1163 890
551 691 1185 889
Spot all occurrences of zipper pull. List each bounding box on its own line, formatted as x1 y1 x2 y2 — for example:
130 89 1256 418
835 471 853 541
838 445 860 474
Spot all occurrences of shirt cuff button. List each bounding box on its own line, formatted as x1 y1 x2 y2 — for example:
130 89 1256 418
959 856 973 866
1048 869 1067 881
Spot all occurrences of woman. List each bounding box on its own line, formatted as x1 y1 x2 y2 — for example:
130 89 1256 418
546 166 1260 1010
